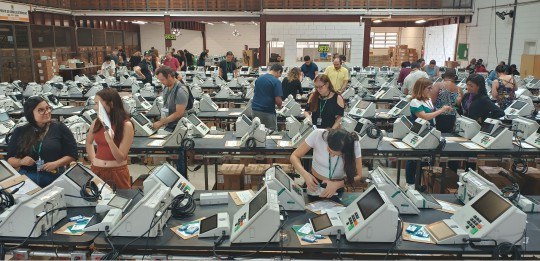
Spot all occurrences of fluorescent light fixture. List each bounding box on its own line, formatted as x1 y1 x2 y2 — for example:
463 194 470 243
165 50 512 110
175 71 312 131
116 20 121 22
230 23 235 26
132 21 147 24
123 20 128 22
373 19 382 23
207 22 214 25
222 21 229 24
415 19 426 24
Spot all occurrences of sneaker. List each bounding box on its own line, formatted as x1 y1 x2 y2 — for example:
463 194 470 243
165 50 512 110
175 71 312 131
407 183 416 190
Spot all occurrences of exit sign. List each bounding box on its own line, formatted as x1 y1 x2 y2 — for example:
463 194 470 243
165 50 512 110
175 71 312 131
164 34 176 40
318 44 330 53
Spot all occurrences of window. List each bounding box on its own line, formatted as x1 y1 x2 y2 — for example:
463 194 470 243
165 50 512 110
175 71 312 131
370 32 397 48
296 40 351 62
267 41 284 63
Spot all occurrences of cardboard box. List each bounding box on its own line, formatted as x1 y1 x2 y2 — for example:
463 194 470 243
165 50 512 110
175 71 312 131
521 167 540 195
216 164 245 190
477 166 525 190
422 167 460 194
244 164 271 190
272 163 295 174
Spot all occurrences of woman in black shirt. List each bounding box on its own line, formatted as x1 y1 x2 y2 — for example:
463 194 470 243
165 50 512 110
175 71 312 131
7 96 77 187
458 74 505 124
282 67 303 99
304 74 345 129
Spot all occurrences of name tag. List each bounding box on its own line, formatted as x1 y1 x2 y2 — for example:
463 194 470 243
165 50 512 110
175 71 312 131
227 72 233 80
161 108 169 120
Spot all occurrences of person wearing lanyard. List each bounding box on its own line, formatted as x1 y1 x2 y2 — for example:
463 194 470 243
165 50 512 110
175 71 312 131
153 66 190 178
7 96 77 187
458 74 504 124
290 128 363 202
323 57 349 93
304 74 345 129
405 78 453 189
219 51 238 81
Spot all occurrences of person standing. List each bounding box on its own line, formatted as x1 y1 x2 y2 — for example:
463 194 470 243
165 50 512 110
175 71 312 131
198 49 209 66
154 66 191 177
218 51 238 81
134 51 154 84
129 51 142 70
86 88 134 189
163 52 180 72
402 62 429 95
424 60 440 80
300 55 319 80
184 49 194 66
458 74 505 124
323 57 349 93
304 74 345 129
251 64 283 131
397 61 412 87
100 55 116 77
491 65 517 110
7 96 77 187
431 68 462 133
178 50 188 71
281 67 303 99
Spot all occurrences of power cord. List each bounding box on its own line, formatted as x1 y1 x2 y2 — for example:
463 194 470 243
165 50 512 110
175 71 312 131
212 230 228 260
511 130 528 175
384 212 403 260
0 180 25 211
336 229 343 260
169 193 196 219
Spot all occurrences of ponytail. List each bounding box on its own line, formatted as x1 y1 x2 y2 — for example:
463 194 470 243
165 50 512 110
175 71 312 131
323 129 359 185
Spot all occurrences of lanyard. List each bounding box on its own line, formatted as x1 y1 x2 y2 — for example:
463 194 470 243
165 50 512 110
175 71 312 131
319 98 328 113
32 141 43 158
328 153 340 180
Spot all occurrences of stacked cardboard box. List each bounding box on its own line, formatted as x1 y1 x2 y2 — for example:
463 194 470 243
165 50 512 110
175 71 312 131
244 164 271 191
477 166 525 190
369 55 391 67
389 45 419 67
36 58 59 83
216 164 245 190
421 167 461 194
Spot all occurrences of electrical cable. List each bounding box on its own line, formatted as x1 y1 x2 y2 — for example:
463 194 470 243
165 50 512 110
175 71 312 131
384 214 403 260
169 193 196 219
512 130 528 175
45 202 59 259
336 230 343 260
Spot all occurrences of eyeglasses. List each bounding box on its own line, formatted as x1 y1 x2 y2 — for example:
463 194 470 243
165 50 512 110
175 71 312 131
37 106 53 115
426 85 433 90
315 82 327 89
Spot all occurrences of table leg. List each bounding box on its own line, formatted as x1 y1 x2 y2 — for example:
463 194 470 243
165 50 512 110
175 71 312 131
214 161 218 190
396 160 401 185
440 161 448 194
415 161 421 189
204 158 209 190
0 242 5 260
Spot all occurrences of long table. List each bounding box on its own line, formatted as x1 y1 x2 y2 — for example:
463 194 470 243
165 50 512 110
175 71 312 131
88 191 540 259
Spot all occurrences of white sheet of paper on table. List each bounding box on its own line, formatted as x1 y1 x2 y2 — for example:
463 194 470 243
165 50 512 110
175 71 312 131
205 134 225 139
517 142 535 149
279 141 292 147
13 181 40 195
460 142 484 150
147 140 166 147
63 105 74 109
71 111 81 114
235 190 255 204
225 140 240 147
436 199 462 213
267 135 283 140
391 141 411 149
229 112 241 116
218 108 229 112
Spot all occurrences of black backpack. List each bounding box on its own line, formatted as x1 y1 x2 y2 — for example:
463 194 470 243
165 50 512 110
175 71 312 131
172 81 194 111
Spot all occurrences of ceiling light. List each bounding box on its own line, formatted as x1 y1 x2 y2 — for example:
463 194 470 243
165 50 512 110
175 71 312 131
373 19 382 23
222 21 229 24
123 20 128 22
132 21 147 25
230 23 235 27
415 19 426 24
207 22 214 25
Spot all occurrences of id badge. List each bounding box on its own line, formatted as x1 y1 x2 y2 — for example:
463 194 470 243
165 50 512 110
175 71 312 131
227 72 233 80
316 117 322 126
160 108 169 120
36 157 44 172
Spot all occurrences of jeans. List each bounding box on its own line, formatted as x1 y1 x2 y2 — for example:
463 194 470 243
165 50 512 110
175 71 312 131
19 168 63 188
251 110 277 131
405 160 431 186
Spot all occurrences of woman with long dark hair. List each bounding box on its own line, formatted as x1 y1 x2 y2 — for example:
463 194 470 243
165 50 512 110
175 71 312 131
290 128 363 202
491 64 517 110
85 88 134 189
7 96 77 187
458 73 505 123
304 74 345 129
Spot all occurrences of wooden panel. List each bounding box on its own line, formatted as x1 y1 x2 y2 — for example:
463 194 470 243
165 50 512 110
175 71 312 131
128 0 147 10
169 0 188 10
347 0 368 8
413 0 441 8
368 0 389 8
263 0 285 9
147 0 168 10
392 0 412 8
188 0 206 10
243 0 261 11
110 0 129 10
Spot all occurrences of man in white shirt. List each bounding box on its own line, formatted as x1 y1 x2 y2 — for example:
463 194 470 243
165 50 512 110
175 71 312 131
100 55 116 77
402 62 429 95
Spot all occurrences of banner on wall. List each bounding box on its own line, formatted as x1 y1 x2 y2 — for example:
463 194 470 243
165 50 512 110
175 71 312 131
0 2 29 23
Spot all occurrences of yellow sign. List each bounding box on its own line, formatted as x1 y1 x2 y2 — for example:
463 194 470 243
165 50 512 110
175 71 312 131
0 2 29 23
164 34 176 40
317 45 330 53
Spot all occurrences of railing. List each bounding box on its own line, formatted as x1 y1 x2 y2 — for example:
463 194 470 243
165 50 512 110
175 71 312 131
65 0 472 11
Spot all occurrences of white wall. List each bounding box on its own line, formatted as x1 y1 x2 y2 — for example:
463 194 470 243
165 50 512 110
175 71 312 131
171 29 204 55
464 0 540 70
140 23 166 55
267 22 364 68
424 24 458 67
205 23 260 59
400 27 424 55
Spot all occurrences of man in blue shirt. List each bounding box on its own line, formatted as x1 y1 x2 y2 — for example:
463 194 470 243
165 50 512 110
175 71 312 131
251 64 283 130
300 55 318 80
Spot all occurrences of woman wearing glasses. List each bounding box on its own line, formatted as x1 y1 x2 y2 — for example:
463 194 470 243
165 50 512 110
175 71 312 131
405 78 452 189
7 96 77 187
304 74 345 129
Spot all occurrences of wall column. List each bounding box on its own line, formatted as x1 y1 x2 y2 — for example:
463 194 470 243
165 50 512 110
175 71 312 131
259 15 267 66
362 19 372 67
164 15 171 50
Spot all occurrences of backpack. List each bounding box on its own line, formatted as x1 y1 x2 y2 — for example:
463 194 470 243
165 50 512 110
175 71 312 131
172 74 194 110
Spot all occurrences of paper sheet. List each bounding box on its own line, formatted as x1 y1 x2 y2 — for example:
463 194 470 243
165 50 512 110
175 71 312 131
401 222 435 244
461 142 484 150
71 111 81 114
278 141 292 147
147 140 166 147
63 105 74 109
217 108 229 112
514 142 535 149
445 136 470 142
229 112 242 116
229 190 255 205
149 134 169 139
98 101 113 136
383 137 397 142
292 224 332 245
267 135 283 140
435 199 462 214
391 141 411 149
205 134 225 139
305 200 343 215
225 140 240 147
171 218 205 239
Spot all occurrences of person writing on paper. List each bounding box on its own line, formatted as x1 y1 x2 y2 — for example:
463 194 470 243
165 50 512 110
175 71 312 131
154 65 190 178
290 128 363 202
85 88 134 189
7 96 77 187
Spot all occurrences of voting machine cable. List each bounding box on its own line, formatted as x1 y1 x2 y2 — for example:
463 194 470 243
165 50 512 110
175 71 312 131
384 209 403 260
466 228 526 260
335 229 343 260
212 230 228 260
8 206 69 252
511 130 528 175
169 192 196 219
0 180 25 211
